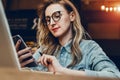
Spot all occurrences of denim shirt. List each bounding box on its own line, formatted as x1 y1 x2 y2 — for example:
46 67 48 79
31 40 120 78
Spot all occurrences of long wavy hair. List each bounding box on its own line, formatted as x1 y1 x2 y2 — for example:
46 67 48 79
37 0 87 68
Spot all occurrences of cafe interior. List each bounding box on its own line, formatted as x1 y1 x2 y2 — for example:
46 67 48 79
2 0 120 70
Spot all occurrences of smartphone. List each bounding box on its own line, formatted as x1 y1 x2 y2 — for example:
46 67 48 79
12 35 27 50
12 35 38 67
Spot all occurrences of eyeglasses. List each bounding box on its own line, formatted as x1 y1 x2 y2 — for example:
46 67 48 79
45 11 62 25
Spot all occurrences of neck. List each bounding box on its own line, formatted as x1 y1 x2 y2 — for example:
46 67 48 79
58 27 72 46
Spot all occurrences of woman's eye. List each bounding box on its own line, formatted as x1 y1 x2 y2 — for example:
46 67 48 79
53 11 61 19
54 15 60 19
53 13 61 21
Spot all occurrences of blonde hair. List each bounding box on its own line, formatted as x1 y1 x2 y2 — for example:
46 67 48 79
37 0 86 67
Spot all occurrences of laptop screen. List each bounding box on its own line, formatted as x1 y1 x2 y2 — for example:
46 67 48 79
0 0 21 70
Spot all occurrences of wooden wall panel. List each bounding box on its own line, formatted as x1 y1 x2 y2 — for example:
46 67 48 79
88 23 120 39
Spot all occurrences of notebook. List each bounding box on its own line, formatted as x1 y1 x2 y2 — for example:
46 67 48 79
0 0 21 70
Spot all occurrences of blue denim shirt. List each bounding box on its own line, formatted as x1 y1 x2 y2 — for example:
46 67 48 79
31 40 120 78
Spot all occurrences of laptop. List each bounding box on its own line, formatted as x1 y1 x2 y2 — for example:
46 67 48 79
0 0 21 70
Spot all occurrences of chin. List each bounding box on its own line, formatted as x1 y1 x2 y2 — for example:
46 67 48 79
51 31 63 37
53 35 60 38
52 33 62 38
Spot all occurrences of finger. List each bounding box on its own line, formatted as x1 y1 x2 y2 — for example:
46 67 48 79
19 52 32 62
43 55 48 66
40 54 49 66
15 39 21 51
21 58 34 67
17 47 31 57
48 64 54 72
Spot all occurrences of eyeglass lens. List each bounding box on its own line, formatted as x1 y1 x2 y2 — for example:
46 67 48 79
45 11 62 25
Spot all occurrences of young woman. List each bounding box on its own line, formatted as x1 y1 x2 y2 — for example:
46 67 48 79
16 0 120 78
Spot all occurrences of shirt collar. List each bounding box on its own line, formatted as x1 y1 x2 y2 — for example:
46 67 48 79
61 40 72 53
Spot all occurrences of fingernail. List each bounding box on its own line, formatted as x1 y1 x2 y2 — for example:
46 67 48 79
18 39 21 43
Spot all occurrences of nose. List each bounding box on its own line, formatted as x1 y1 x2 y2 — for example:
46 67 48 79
50 18 56 25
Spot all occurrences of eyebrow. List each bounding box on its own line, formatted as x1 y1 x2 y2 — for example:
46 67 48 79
45 10 61 17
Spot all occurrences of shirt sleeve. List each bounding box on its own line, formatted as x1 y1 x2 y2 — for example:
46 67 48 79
33 48 41 61
84 40 120 78
30 47 48 71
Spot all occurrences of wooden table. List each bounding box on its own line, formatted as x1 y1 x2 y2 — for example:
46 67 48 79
0 68 119 80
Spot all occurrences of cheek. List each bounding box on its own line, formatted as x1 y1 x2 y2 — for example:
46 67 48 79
60 16 71 28
48 26 52 32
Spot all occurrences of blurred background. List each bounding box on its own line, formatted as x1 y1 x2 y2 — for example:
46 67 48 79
2 0 120 70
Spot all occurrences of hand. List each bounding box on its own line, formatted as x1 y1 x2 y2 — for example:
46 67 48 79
38 54 63 73
15 40 34 67
38 54 86 76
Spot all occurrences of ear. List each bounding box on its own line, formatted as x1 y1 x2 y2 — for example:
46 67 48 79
69 11 75 22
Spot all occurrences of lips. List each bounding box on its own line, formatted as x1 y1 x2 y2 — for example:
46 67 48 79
52 27 60 32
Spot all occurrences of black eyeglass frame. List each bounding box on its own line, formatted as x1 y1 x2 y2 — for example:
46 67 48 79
44 11 62 26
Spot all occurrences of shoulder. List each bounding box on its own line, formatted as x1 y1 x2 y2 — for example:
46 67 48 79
80 39 104 55
80 39 101 50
